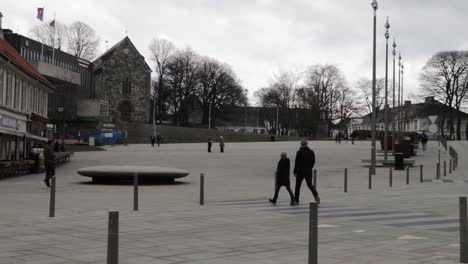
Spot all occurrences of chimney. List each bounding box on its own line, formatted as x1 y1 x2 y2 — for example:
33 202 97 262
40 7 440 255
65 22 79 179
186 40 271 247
425 96 435 103
0 12 3 39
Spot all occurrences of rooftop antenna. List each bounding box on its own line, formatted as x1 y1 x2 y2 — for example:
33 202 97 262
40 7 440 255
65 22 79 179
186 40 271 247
105 40 109 51
125 25 128 37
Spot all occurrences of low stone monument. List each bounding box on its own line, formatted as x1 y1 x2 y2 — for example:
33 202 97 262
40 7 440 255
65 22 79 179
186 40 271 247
77 165 189 183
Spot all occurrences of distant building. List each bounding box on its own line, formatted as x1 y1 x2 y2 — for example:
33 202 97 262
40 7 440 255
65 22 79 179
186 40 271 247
352 97 468 139
0 13 56 160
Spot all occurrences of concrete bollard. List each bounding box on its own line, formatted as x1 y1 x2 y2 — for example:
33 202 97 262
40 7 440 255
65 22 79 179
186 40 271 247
49 176 56 217
107 211 119 264
200 173 205 205
344 168 348 193
450 159 453 174
309 202 318 264
444 160 447 177
460 197 468 263
406 167 410 185
420 164 423 183
368 167 372 190
133 172 138 211
313 169 317 188
389 168 393 187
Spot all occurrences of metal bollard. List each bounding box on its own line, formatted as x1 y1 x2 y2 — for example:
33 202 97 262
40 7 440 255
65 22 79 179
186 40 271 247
406 167 409 185
368 167 372 190
313 169 317 188
49 176 56 217
389 168 393 187
344 168 348 193
444 160 447 177
436 163 440 179
420 164 423 183
308 202 318 264
200 173 205 205
460 197 468 263
450 159 453 174
107 211 119 264
133 172 138 211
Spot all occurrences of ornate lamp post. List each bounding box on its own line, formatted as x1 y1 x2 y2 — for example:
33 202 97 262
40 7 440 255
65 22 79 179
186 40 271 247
392 39 396 152
401 62 405 132
398 52 402 139
370 0 378 175
57 107 64 143
384 17 390 161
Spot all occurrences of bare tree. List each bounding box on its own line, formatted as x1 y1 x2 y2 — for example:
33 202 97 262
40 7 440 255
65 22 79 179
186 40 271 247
67 21 100 60
29 22 68 50
356 78 386 117
149 38 175 123
420 50 468 139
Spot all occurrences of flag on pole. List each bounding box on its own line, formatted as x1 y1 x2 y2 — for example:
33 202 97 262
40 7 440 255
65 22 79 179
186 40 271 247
37 8 44 21
49 19 55 28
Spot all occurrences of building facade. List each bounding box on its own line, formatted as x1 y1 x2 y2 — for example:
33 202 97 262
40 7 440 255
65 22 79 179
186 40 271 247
0 21 55 161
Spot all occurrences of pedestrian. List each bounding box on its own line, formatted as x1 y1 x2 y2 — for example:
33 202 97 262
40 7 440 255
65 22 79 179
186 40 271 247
150 135 156 147
208 136 213 152
219 136 225 153
156 134 162 147
420 131 428 151
293 140 320 205
269 152 296 206
350 130 358 145
42 140 56 188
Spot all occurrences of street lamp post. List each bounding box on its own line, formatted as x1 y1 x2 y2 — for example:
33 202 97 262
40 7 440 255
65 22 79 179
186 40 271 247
152 95 157 138
384 17 390 161
244 89 248 133
398 53 402 138
392 39 396 153
276 106 279 136
208 102 212 130
57 107 64 143
401 62 405 132
370 0 378 175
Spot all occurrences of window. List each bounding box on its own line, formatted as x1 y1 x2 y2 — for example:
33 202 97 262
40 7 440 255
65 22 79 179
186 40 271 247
253 128 258 134
122 78 132 94
0 67 3 106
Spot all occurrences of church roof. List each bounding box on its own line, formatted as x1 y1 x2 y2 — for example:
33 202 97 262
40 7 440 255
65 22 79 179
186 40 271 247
93 37 151 72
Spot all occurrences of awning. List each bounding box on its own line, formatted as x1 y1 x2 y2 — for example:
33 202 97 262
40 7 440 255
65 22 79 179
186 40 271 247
0 127 25 137
25 133 48 142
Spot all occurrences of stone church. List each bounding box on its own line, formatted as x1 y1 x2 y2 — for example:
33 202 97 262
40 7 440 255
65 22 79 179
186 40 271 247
93 37 151 124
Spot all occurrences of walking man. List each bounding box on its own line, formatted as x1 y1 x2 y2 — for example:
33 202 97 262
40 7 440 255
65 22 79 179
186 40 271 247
156 134 162 147
219 136 225 153
269 152 296 206
420 131 428 151
43 140 56 188
208 136 213 152
294 140 320 205
150 135 156 147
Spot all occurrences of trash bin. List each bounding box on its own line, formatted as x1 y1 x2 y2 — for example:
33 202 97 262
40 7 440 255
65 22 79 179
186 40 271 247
270 135 275 142
32 152 40 174
395 152 404 170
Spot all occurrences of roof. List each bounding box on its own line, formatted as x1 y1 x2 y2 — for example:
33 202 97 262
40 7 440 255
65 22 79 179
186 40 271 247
93 37 151 71
0 38 55 91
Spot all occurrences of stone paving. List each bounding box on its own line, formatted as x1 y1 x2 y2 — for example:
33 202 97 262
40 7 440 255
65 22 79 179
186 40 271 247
0 140 466 263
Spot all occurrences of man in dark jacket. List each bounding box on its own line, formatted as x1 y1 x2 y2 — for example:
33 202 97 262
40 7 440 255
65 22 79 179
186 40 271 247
269 152 296 206
43 140 56 188
150 135 156 147
294 140 320 205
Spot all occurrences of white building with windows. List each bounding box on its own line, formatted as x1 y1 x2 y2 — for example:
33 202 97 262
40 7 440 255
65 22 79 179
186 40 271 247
0 16 55 161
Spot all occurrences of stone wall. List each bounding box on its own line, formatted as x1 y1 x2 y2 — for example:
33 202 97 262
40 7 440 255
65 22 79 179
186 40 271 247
101 38 151 123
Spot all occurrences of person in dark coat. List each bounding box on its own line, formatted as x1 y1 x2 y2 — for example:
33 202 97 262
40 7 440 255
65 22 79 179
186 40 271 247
208 137 213 152
150 135 156 147
156 134 162 147
219 136 225 153
294 140 320 205
43 140 56 188
420 131 428 151
269 152 296 206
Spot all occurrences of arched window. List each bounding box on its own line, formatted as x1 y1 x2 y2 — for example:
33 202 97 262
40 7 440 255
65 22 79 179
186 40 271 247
122 78 132 94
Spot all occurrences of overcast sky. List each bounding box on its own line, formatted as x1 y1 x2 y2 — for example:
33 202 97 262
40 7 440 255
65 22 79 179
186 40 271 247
3 0 467 104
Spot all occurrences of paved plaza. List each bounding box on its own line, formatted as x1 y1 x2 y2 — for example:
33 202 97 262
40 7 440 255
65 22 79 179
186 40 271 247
0 140 467 263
